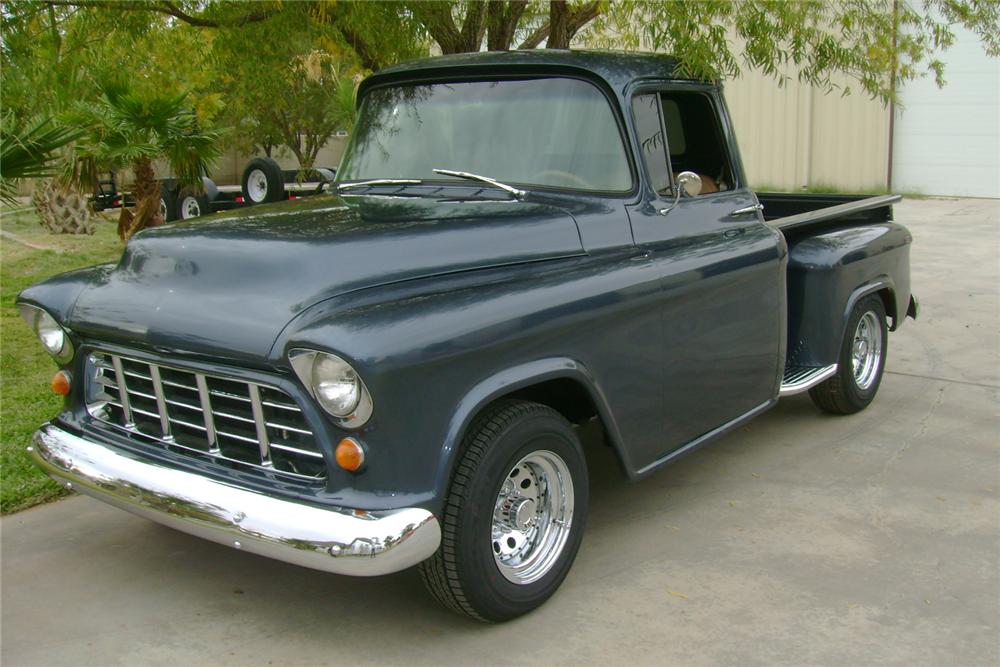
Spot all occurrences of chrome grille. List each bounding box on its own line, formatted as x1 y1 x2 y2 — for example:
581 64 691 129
86 351 326 480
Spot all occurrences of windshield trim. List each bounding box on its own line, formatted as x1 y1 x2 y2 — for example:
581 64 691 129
346 73 639 199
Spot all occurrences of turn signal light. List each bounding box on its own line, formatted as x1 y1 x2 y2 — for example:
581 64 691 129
51 370 71 396
335 437 365 472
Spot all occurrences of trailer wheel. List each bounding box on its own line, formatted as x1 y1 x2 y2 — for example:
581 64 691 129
176 188 209 220
159 183 179 222
241 157 285 204
809 294 888 414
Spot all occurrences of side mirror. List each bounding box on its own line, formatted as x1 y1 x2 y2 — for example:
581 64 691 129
676 171 702 197
657 171 703 216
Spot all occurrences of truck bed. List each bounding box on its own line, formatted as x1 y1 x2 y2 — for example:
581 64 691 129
758 192 901 234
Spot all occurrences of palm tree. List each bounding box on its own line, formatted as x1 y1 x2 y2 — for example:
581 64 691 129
0 115 81 206
72 83 223 240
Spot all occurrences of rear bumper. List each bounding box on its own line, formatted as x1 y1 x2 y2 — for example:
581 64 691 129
29 423 441 577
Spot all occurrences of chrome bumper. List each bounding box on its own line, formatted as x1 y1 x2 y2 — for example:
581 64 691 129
29 424 441 577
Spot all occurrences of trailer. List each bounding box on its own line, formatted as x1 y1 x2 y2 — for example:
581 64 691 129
90 157 335 222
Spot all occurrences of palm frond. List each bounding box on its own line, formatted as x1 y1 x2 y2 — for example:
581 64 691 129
0 115 82 206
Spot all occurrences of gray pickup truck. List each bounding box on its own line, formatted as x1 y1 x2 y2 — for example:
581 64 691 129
18 50 917 622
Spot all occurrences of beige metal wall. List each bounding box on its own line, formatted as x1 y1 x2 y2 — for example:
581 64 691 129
724 72 892 191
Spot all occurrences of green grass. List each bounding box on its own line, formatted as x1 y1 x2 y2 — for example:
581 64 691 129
1 205 123 513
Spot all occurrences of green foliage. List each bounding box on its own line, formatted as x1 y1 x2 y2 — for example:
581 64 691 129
0 116 82 205
582 0 999 104
210 6 363 167
0 205 124 513
66 83 224 189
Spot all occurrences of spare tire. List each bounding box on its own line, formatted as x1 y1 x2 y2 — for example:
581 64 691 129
242 157 285 204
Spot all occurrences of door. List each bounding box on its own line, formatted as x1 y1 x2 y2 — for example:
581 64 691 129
627 88 785 469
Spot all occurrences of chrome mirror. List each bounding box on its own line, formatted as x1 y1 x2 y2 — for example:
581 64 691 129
677 171 702 197
657 171 703 216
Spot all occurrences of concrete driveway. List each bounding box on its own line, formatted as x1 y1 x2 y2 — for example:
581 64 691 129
2 197 997 666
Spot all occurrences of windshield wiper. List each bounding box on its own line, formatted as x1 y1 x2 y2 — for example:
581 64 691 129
432 169 526 200
337 179 423 192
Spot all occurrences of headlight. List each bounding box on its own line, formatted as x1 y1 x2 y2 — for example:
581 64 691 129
289 349 373 427
18 304 74 364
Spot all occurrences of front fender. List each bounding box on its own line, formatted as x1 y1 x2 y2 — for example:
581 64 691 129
434 357 632 502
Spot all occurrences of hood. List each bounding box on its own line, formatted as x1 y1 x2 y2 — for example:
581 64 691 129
67 194 584 362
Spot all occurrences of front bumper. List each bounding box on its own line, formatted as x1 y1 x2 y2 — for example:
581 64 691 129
29 423 441 576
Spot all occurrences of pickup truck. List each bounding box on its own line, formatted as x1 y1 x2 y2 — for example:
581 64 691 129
17 50 917 622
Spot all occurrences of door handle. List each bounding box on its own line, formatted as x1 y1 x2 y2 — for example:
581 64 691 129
728 203 764 217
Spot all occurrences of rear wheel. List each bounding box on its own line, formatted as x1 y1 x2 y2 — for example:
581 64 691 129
419 400 588 622
810 294 888 414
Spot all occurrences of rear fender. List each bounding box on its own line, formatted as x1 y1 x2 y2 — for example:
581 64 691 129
785 222 912 367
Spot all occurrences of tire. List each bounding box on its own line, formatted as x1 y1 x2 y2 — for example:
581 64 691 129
175 188 209 220
809 294 888 414
419 400 588 622
159 183 179 222
241 157 285 204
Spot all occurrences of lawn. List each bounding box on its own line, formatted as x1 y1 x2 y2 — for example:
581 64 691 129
1 205 123 513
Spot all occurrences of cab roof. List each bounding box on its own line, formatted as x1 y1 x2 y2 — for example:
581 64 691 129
359 49 699 102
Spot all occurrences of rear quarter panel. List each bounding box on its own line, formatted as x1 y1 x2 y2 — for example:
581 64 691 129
785 222 913 367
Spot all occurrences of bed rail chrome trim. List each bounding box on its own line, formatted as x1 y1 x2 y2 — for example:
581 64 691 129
29 424 441 577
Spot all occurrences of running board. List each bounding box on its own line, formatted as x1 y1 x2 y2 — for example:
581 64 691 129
780 364 837 396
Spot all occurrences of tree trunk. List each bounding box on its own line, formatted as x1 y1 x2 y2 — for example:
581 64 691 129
119 157 164 241
486 1 528 50
548 1 570 49
32 180 94 235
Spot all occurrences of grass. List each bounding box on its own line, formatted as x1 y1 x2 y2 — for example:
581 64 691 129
1 205 123 513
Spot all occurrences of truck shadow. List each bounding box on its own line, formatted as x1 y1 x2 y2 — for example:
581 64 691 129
117 394 827 635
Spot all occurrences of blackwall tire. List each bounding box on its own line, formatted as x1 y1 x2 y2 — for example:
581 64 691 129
419 400 588 622
241 157 285 204
159 183 179 222
809 294 888 414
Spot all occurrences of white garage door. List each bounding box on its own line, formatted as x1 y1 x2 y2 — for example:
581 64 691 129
892 24 1000 198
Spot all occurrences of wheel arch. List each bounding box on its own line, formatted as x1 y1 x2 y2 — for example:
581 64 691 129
434 358 631 502
841 278 897 341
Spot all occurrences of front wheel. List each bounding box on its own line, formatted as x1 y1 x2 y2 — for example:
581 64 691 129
419 400 588 622
810 294 888 414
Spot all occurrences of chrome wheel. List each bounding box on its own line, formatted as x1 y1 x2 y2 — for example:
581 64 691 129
492 449 574 585
247 169 268 203
852 311 883 390
180 196 201 219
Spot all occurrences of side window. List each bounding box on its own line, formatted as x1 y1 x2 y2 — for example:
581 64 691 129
659 92 736 195
630 94 672 195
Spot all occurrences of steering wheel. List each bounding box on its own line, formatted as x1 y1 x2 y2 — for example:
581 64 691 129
530 170 594 190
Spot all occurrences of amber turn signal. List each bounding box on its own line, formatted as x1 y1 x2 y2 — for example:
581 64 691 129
335 437 365 472
51 370 71 396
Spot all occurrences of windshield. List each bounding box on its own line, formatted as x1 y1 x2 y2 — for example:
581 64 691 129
338 78 632 193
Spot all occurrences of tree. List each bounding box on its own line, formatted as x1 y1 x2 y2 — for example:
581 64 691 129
26 0 999 105
2 2 222 234
209 8 364 168
0 116 81 206
69 84 224 240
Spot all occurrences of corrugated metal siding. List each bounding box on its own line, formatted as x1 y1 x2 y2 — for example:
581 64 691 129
725 71 891 191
